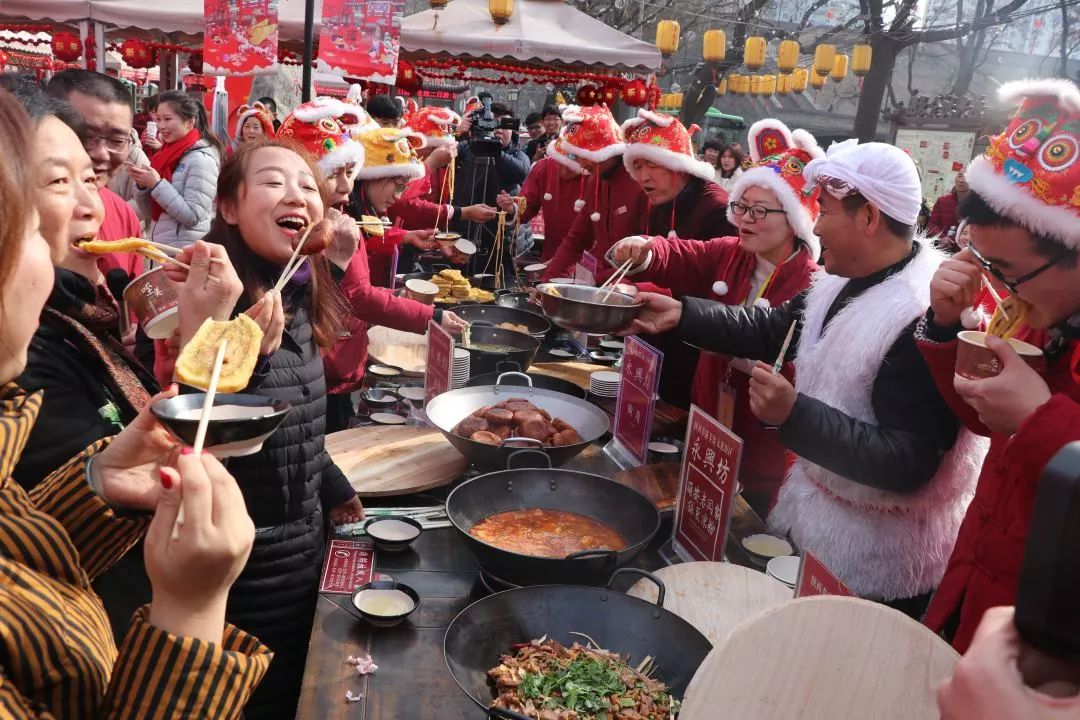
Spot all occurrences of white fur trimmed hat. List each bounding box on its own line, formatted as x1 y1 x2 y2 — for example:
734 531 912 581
407 106 462 147
621 109 715 182
232 102 275 143
728 119 825 260
277 99 366 177
546 137 587 175
352 127 427 181
559 105 626 162
965 78 1080 250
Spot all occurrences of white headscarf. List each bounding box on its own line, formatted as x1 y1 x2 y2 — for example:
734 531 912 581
804 140 922 226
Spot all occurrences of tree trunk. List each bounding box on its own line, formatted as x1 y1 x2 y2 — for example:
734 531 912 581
853 35 899 142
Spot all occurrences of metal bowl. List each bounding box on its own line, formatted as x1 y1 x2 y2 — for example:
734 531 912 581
537 283 641 334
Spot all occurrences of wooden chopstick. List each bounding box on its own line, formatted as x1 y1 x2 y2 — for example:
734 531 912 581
980 276 1010 322
772 320 798 374
598 258 634 303
277 257 308 289
146 240 225 265
274 223 316 294
173 338 228 540
141 249 222 284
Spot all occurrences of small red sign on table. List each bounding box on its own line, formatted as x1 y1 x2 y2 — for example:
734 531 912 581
319 539 375 594
425 320 454 405
612 336 663 466
672 404 743 563
796 550 856 598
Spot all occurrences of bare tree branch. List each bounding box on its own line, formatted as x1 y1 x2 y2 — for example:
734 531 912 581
815 15 866 48
914 0 1029 45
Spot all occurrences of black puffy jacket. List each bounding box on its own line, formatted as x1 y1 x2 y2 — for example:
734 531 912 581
224 286 355 720
674 248 958 496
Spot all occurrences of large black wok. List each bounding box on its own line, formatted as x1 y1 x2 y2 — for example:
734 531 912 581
456 323 540 376
445 451 661 586
453 304 550 339
444 569 713 719
467 364 586 399
424 374 609 469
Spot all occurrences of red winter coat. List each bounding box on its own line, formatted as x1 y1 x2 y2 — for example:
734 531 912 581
517 157 582 262
918 321 1080 652
632 235 817 504
324 232 434 394
542 163 648 283
927 191 961 238
645 177 736 241
96 187 145 279
388 171 452 231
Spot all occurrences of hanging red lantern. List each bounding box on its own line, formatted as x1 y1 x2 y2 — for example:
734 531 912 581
600 83 621 107
576 83 598 106
188 51 203 74
120 38 156 69
622 78 648 107
51 32 82 64
396 59 422 93
646 82 661 110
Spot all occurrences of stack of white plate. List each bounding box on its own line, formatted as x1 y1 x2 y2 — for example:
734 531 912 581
766 555 800 589
589 370 621 398
452 348 471 388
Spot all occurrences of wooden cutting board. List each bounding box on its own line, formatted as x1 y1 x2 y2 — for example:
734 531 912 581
627 562 792 646
679 596 960 720
326 425 467 497
367 325 427 376
530 361 610 390
613 461 680 513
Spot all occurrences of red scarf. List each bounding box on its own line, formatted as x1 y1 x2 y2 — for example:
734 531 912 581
149 128 200 221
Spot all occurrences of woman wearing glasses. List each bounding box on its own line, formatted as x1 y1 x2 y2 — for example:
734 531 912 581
607 120 821 515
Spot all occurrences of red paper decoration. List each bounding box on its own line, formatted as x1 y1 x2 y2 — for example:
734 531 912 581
576 83 598 106
120 38 156 69
0 50 10 69
396 59 422 93
51 32 82 63
188 52 203 74
622 78 647 107
600 83 621 107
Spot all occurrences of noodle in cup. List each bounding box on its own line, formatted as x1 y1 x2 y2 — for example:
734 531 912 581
955 330 1042 380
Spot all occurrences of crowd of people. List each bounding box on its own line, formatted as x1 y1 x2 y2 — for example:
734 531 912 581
0 65 1077 719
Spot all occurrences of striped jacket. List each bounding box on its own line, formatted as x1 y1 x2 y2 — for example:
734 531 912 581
0 384 271 718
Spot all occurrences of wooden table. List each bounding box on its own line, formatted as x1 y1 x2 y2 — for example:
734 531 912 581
295 431 768 719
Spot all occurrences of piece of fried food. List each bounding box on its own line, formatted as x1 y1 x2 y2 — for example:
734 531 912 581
175 314 264 392
79 237 153 255
470 430 502 445
986 295 1030 340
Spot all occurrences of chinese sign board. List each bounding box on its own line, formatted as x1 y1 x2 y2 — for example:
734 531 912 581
425 320 454 405
317 0 406 85
894 128 977 202
673 404 743 563
319 539 375 594
204 0 280 76
795 550 855 598
612 336 663 467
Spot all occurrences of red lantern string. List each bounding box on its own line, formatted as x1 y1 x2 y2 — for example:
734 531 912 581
84 31 97 71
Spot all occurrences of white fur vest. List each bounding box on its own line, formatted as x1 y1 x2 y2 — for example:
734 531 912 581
767 241 988 601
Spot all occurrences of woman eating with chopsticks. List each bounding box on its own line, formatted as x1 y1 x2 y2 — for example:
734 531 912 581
0 86 271 720
606 120 821 516
163 138 363 719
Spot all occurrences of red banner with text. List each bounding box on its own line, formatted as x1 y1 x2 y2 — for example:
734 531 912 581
204 0 280 76
317 0 406 85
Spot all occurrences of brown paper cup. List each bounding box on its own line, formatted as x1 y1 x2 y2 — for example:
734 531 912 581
123 266 180 340
404 278 438 305
956 330 1043 380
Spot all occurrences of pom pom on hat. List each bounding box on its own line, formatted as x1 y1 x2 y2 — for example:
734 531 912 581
667 230 677 239
960 306 986 329
590 211 601 222
754 298 771 309
574 199 586 212
543 192 552 201
712 280 729 296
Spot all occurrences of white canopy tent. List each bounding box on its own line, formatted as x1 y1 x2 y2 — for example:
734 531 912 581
2 0 660 73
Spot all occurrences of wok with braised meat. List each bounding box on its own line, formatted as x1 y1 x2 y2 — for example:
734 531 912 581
452 397 583 447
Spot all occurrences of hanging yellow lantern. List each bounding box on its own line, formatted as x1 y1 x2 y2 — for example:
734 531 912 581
727 73 742 95
777 40 800 73
776 73 791 95
430 0 449 8
791 67 809 94
749 75 761 96
830 53 848 82
656 20 680 57
717 77 727 96
489 0 514 24
744 36 767 70
703 29 726 63
852 44 872 77
760 74 777 96
813 44 835 76
811 72 827 89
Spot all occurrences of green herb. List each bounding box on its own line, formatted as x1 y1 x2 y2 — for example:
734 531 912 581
520 658 627 713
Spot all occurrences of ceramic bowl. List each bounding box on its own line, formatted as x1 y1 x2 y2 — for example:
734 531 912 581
150 393 291 458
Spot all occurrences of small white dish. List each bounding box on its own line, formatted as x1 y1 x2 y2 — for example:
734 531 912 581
591 370 621 384
370 412 407 425
766 555 801 587
742 534 795 559
397 386 426 402
549 349 574 358
599 339 626 351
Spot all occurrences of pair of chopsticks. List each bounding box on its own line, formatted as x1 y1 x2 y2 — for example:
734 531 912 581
272 223 317 293
978 275 1010 323
772 320 798 375
172 338 228 540
598 258 635 303
144 240 223 283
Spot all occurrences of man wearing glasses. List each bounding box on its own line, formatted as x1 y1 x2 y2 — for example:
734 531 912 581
623 139 985 617
46 70 145 279
917 80 1080 653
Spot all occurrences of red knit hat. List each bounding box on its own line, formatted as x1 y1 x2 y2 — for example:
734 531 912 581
727 119 824 260
621 109 715 182
548 105 624 221
232 102 275 144
277 99 366 177
407 106 462 147
966 79 1080 251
